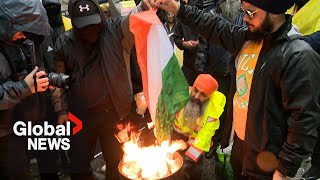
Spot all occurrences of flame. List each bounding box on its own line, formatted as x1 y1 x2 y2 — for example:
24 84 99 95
121 134 187 179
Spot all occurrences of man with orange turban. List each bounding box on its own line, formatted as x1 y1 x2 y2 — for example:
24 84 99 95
172 74 226 179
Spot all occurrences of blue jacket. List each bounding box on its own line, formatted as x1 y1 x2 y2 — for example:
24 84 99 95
305 31 320 55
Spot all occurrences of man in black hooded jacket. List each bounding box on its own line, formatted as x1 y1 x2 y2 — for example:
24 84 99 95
42 0 66 44
0 0 52 179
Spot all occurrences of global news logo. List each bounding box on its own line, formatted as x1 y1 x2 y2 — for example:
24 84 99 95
13 112 82 151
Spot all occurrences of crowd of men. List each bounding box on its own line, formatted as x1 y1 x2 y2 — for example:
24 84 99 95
0 0 319 180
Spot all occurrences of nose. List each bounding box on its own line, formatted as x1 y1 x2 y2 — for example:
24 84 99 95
194 92 200 100
243 14 250 23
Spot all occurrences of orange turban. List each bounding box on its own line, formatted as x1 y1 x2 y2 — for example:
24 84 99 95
193 74 219 97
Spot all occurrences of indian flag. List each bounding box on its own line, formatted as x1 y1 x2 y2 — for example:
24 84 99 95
130 10 189 141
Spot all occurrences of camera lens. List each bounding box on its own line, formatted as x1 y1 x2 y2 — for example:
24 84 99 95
48 72 69 89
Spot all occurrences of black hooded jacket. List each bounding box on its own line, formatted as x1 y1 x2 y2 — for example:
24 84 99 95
42 0 65 44
0 0 50 137
53 0 142 119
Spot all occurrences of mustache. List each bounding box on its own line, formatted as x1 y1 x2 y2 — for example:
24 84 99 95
190 96 201 105
246 22 254 27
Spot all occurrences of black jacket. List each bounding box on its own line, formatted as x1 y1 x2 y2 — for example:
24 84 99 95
195 10 245 77
174 20 199 70
177 4 320 178
0 0 51 137
42 0 65 44
53 0 141 119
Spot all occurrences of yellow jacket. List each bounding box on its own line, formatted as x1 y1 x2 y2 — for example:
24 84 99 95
174 91 226 153
286 0 320 35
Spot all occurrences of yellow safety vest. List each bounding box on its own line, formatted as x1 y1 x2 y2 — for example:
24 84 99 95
286 0 320 35
174 91 226 152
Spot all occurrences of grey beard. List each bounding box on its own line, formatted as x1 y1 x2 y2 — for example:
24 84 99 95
219 0 241 21
182 100 201 130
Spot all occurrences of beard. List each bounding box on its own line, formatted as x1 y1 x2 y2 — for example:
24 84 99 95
247 13 273 39
218 0 242 21
182 97 202 130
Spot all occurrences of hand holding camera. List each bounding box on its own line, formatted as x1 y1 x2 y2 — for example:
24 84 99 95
24 66 70 93
24 66 49 93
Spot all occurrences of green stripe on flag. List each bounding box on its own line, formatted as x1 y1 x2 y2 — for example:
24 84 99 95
155 54 189 142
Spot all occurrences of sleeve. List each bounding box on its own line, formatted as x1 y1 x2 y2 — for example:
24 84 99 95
52 35 69 116
194 37 209 73
173 20 186 50
193 118 220 152
120 2 144 54
277 47 320 177
177 4 247 53
0 53 32 110
0 80 32 110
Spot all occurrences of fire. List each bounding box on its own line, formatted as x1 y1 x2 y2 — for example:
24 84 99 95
120 133 187 179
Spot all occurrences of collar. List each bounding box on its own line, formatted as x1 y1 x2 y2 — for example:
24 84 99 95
264 15 300 44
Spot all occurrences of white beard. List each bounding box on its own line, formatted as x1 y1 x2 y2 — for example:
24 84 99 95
182 100 201 129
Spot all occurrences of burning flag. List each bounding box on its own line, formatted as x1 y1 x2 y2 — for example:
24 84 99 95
119 132 187 179
129 10 189 142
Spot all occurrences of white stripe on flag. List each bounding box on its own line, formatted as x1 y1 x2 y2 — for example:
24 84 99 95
147 24 174 121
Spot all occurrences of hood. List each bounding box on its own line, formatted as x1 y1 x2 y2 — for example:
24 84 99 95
42 0 63 27
68 0 105 30
42 0 61 6
0 0 50 44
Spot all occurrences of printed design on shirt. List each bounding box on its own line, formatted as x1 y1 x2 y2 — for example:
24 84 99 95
233 96 249 109
236 74 248 97
237 53 256 75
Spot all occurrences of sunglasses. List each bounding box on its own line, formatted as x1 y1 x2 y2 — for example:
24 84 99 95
241 6 260 19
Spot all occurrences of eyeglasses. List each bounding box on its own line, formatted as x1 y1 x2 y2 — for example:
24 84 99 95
241 6 260 19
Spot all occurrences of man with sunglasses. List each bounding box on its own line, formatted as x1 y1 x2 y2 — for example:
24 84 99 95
148 0 320 179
